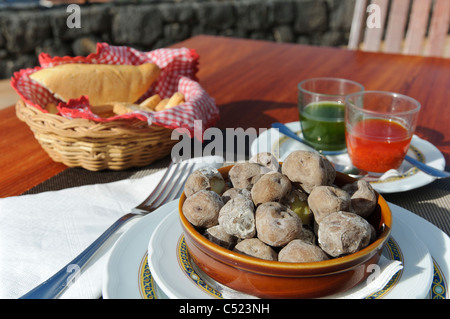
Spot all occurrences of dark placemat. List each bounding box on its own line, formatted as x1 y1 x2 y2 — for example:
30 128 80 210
21 154 449 236
22 156 172 195
383 178 450 236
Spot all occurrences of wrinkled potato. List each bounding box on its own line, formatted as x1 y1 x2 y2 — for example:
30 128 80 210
281 150 332 193
255 202 302 247
182 190 224 228
342 180 377 219
296 226 316 244
251 172 291 206
318 211 372 257
184 167 226 197
222 188 252 204
234 238 278 261
320 154 336 185
307 186 351 224
204 225 238 249
218 196 256 239
228 162 265 190
278 239 329 263
249 152 280 173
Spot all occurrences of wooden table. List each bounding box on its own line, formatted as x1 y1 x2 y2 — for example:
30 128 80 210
1 35 449 198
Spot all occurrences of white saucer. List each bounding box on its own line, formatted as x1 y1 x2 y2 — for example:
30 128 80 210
103 201 448 299
250 121 446 193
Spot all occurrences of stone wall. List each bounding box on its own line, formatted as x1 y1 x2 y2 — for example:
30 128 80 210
0 0 356 79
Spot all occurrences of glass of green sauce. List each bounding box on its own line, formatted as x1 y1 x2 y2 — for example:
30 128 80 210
298 78 364 151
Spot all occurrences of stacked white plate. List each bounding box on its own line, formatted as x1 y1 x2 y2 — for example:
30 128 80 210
103 200 449 299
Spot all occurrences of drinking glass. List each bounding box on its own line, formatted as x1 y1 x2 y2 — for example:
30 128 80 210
298 78 364 151
345 91 421 174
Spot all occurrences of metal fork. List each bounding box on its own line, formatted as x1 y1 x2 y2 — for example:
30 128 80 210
19 160 196 299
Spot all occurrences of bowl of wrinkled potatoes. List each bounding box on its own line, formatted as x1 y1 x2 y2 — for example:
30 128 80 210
179 151 392 298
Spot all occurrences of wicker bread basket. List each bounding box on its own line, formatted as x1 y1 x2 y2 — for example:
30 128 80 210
16 99 177 171
12 44 219 171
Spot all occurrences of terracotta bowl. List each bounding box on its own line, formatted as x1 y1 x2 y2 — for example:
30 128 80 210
178 165 392 299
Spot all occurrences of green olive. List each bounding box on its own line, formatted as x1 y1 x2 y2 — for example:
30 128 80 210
289 197 312 225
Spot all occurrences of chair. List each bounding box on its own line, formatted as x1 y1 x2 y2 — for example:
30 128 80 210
348 0 450 57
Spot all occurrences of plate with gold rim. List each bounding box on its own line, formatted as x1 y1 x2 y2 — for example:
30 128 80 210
103 201 448 299
250 121 446 193
146 202 436 299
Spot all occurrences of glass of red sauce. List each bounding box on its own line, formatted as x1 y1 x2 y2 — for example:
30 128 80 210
345 91 421 174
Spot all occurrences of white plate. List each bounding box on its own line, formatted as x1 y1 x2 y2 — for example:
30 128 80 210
147 203 434 299
250 121 446 193
389 203 449 299
103 201 448 299
102 201 175 299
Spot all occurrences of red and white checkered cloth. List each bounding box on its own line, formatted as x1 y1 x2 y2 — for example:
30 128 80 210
11 43 219 140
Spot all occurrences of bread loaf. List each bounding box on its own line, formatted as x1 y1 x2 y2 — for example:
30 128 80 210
29 63 160 106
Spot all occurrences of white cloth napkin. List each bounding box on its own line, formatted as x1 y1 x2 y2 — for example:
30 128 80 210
326 255 403 299
0 156 224 299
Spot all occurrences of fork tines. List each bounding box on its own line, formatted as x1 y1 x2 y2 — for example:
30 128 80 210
139 160 196 210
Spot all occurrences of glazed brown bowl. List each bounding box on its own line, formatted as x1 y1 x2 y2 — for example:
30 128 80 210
178 165 392 298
